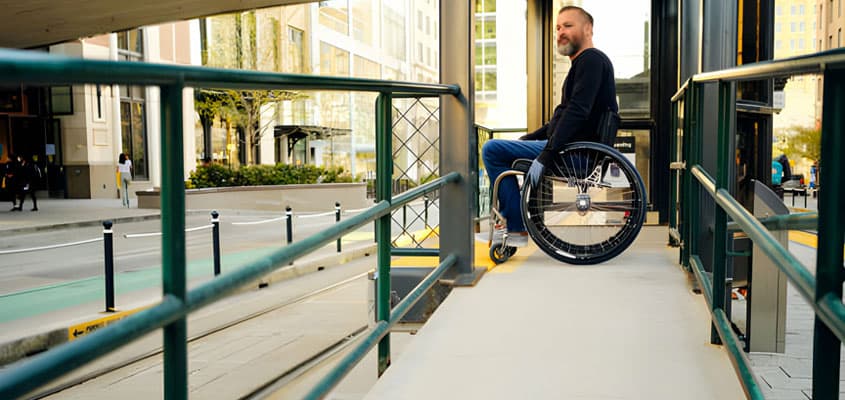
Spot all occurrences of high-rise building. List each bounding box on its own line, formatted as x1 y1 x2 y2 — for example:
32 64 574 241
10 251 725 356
774 0 819 129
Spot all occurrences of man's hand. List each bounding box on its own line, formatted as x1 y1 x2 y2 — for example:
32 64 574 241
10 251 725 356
527 159 544 187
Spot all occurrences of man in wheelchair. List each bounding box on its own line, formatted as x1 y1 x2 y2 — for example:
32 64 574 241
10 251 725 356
481 5 619 249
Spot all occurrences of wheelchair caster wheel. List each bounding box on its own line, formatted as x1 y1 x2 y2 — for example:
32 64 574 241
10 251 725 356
490 245 516 264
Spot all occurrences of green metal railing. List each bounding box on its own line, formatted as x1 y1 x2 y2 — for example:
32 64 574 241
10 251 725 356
670 49 845 399
0 48 464 399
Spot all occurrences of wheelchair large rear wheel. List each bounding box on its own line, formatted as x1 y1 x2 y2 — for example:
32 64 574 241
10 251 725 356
521 142 646 265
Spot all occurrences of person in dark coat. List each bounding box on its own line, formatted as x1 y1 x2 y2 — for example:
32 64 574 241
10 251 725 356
14 155 40 211
4 154 19 211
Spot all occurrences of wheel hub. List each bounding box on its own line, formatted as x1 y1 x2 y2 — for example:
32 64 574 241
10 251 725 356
575 193 591 213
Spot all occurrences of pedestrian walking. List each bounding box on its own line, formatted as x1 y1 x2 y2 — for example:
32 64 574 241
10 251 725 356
117 153 133 208
14 155 40 211
3 154 19 211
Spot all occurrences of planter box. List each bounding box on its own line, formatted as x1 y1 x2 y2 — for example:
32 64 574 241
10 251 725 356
136 183 370 212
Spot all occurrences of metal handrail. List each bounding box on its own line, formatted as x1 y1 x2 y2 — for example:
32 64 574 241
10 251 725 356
0 172 459 399
0 48 459 94
671 48 844 399
0 47 465 400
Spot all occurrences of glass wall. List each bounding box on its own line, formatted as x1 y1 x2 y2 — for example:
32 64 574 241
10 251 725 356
553 0 652 119
117 29 149 179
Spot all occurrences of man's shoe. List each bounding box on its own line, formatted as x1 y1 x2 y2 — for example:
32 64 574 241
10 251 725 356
31 207 38 212
11 207 21 211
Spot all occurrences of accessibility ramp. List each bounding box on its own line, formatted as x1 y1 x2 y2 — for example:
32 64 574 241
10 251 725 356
365 226 745 399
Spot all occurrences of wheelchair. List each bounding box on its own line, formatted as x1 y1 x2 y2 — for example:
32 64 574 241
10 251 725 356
486 141 647 265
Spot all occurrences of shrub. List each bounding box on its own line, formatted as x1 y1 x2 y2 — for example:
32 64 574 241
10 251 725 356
188 163 353 188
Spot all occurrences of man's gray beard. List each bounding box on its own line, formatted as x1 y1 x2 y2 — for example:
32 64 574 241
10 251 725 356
557 42 575 56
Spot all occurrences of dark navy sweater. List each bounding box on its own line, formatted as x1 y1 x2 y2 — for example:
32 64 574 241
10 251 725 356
521 48 618 165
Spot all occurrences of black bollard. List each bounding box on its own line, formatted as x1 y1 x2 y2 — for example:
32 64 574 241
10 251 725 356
103 220 115 312
335 202 342 253
285 206 293 244
402 204 407 229
211 210 221 276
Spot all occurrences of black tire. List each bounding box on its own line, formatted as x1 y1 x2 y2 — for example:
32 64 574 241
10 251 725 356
521 142 647 265
489 245 513 264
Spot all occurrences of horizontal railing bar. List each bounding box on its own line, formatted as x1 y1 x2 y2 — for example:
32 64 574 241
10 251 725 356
712 309 766 400
390 248 440 257
726 212 818 232
304 253 457 400
690 256 713 307
0 295 185 399
475 125 528 133
691 165 845 343
0 198 396 397
689 256 765 399
0 48 460 95
391 172 460 207
671 78 691 102
692 48 845 83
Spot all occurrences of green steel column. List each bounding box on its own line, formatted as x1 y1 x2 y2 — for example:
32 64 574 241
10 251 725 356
669 100 678 245
813 68 845 399
680 96 692 265
160 84 187 399
711 81 734 345
375 92 393 376
688 83 702 265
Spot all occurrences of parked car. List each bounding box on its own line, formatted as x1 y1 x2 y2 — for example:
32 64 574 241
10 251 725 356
782 173 805 191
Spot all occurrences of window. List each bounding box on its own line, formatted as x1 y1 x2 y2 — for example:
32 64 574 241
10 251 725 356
382 2 406 61
117 29 148 180
426 47 431 66
800 4 805 14
776 40 783 49
418 43 423 61
476 17 496 40
800 22 805 32
776 6 782 16
791 5 796 15
287 27 305 73
426 16 431 35
418 10 423 30
799 38 805 49
790 22 796 32
319 42 349 76
319 0 349 35
790 39 795 49
475 0 495 13
776 23 781 33
839 29 842 47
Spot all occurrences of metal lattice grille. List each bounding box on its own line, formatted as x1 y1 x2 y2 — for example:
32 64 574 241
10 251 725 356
391 97 440 248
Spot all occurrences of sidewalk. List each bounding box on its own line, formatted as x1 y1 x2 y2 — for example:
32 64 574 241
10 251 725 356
0 197 378 366
0 197 163 234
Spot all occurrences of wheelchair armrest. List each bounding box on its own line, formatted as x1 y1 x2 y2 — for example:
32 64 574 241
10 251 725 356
511 158 532 173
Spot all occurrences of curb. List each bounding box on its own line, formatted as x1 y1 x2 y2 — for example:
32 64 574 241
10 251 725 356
0 241 378 367
0 210 219 235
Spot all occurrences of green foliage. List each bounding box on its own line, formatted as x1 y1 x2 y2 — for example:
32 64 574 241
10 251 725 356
188 163 353 188
775 125 821 162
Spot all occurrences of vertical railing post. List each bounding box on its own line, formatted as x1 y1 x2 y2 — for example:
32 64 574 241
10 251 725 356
335 202 342 253
687 82 702 265
103 220 115 312
711 80 734 345
812 68 845 399
375 92 393 376
668 99 679 246
160 83 187 400
211 210 221 276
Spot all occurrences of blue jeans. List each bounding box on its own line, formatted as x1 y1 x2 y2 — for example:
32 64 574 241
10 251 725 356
481 139 547 232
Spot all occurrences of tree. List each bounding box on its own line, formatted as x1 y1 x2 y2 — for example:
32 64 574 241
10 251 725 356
775 125 821 162
196 11 308 165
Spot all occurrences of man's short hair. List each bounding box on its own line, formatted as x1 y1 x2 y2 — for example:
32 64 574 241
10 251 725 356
559 5 594 26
